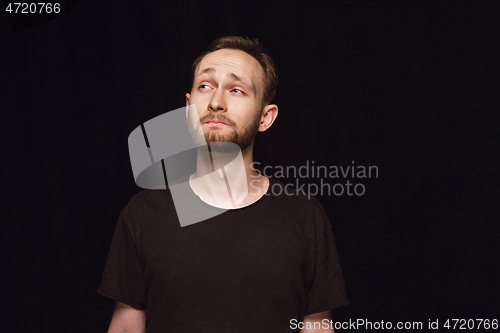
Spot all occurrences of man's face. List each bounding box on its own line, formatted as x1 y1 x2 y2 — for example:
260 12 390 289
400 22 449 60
186 49 265 152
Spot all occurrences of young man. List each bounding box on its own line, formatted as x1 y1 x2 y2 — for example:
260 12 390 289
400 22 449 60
98 36 349 332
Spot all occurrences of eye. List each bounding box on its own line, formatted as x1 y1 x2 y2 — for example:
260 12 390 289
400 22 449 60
198 84 210 90
231 88 245 94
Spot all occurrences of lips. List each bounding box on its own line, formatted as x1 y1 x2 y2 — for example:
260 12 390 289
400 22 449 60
204 119 228 126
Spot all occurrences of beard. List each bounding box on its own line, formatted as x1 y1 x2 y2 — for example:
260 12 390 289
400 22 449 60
204 118 260 152
188 107 261 153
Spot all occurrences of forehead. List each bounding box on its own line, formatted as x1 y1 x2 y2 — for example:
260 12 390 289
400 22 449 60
196 49 264 90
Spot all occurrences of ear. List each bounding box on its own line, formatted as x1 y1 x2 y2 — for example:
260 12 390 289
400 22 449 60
258 104 278 132
185 93 190 118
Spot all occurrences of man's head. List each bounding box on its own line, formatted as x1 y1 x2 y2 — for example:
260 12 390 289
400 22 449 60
186 36 278 152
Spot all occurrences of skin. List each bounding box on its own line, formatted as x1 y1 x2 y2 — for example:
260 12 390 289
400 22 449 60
107 301 145 333
301 310 335 333
107 48 333 333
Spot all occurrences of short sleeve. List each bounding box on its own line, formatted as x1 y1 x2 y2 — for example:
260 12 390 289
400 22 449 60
304 200 350 315
97 209 147 310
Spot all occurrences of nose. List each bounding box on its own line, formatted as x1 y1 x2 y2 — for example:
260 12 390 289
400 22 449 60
208 87 226 112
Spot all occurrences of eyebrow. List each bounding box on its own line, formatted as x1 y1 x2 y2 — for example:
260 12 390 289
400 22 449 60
195 67 255 93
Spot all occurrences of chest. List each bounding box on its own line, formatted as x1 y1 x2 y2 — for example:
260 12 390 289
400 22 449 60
142 216 312 292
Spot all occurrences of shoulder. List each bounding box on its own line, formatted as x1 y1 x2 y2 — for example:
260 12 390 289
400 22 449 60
264 178 331 233
118 188 175 229
125 188 171 210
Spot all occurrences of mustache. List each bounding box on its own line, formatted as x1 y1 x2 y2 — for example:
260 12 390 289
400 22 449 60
199 114 235 126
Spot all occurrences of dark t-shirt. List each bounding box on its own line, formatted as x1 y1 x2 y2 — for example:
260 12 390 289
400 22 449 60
98 176 349 332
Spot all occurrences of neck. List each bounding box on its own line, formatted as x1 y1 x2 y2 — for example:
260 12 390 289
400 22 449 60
189 142 267 209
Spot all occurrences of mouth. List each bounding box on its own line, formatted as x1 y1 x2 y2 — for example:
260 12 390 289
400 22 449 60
204 120 228 127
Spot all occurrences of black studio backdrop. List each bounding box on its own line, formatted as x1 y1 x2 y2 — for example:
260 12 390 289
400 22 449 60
2 0 499 332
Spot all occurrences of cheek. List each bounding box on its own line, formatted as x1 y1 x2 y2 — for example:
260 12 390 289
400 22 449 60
240 112 261 128
233 99 258 113
189 95 211 114
191 90 213 102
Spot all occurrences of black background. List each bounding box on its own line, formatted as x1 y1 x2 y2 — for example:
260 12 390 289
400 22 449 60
2 0 499 332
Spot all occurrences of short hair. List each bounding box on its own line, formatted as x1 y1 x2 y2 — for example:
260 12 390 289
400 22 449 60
191 36 278 107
